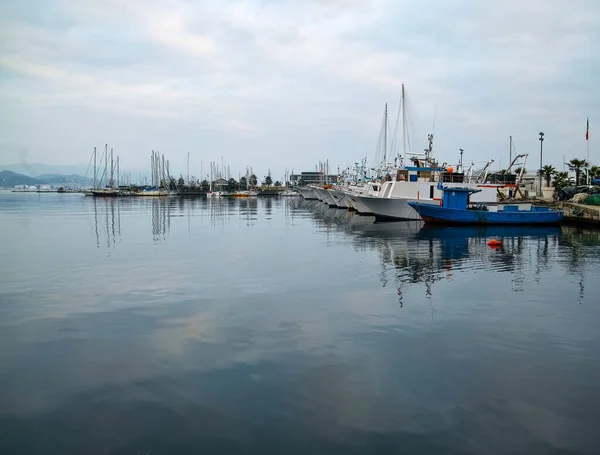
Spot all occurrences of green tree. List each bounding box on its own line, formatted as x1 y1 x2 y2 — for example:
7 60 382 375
553 171 572 191
568 158 588 186
178 175 185 187
200 179 210 191
168 177 177 190
589 165 600 179
227 178 238 192
264 175 273 187
539 165 555 187
514 167 526 175
249 174 258 188
274 180 282 187
239 176 248 188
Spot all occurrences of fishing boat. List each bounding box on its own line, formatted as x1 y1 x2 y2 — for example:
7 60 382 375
296 186 317 200
408 185 563 225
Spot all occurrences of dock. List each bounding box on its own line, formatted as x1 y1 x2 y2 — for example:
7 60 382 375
560 202 600 226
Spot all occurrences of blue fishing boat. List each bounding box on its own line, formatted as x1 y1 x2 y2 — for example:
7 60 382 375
408 185 563 225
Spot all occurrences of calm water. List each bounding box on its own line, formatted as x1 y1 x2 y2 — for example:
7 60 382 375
1 192 599 454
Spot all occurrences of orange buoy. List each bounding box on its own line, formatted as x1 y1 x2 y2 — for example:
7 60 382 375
487 239 502 246
447 166 454 173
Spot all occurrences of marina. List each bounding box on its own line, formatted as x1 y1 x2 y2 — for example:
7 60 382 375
1 193 599 454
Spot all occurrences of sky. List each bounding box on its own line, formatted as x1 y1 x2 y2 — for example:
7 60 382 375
0 0 598 181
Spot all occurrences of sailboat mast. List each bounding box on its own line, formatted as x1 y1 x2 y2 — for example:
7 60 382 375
401 84 407 162
93 147 97 190
151 151 154 187
110 148 114 187
116 157 120 187
104 144 108 187
383 103 387 165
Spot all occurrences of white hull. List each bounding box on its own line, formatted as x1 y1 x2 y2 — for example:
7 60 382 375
296 186 317 200
313 187 336 206
356 196 440 221
328 189 349 208
346 193 374 214
139 190 170 196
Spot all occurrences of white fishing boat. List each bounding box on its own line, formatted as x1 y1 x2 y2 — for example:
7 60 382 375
296 186 317 200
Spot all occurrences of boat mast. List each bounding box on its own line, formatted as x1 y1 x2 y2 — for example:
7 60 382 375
116 157 120 187
93 147 97 190
110 148 114 188
104 143 108 187
509 136 512 167
383 103 387 166
401 84 407 163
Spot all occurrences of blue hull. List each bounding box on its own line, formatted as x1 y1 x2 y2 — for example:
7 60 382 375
408 203 563 225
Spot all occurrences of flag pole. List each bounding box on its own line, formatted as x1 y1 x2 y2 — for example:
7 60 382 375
587 117 590 185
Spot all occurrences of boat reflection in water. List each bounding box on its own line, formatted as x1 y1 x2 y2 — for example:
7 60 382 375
307 200 567 306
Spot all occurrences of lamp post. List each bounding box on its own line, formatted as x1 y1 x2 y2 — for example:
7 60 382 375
538 132 544 196
459 149 464 172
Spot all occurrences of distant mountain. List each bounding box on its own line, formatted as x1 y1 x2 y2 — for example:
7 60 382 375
35 174 91 185
0 170 40 187
0 163 89 177
0 162 149 179
0 170 92 187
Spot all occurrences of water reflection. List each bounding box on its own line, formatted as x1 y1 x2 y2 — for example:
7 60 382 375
296 197 598 303
92 198 121 253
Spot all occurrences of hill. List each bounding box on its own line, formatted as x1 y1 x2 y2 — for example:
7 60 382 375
0 170 40 187
35 174 90 185
0 163 89 177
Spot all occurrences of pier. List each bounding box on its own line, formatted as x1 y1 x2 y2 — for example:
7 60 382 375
560 202 600 226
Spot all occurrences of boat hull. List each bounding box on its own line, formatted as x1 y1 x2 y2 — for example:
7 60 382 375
328 189 349 208
357 196 440 221
296 187 317 200
409 203 564 225
346 194 374 215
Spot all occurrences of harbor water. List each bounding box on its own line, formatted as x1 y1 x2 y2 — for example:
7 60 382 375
1 192 599 454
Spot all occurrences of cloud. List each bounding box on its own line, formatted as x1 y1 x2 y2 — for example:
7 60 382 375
0 0 599 176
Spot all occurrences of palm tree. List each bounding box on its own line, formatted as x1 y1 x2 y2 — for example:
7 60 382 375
249 174 258 188
553 171 571 191
514 167 526 175
264 175 273 188
568 158 588 186
589 165 600 180
539 165 555 187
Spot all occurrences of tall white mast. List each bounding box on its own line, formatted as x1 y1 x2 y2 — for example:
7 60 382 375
110 148 114 188
383 103 387 165
401 84 407 163
151 151 154 187
104 143 108 187
93 147 97 190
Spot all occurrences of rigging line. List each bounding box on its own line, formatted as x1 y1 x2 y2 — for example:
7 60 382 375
372 107 386 168
83 149 94 185
390 96 402 158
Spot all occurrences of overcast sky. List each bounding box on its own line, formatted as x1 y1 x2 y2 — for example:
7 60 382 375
1 0 598 180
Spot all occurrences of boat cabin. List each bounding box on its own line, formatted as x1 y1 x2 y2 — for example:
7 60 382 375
441 186 481 209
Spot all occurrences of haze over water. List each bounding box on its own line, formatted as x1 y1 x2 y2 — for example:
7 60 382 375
1 192 599 454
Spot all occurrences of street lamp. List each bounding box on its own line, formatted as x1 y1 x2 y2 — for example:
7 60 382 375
459 149 464 172
538 132 544 196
